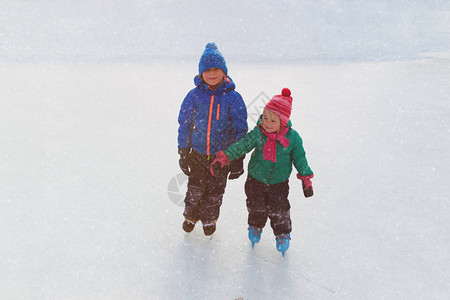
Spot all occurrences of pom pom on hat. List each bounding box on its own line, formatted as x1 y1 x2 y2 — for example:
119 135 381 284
199 42 228 75
206 42 218 50
282 88 291 97
264 88 293 129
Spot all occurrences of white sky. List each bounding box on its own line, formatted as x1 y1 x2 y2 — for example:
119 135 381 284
1 0 449 62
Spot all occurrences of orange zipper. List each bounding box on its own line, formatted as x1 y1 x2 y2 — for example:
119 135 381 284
207 95 215 157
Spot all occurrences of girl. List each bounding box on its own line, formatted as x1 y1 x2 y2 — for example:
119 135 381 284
211 88 313 255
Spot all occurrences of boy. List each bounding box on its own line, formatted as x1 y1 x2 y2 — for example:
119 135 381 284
177 42 248 235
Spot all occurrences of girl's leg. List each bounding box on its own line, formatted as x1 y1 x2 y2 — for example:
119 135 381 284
267 180 292 236
245 175 269 229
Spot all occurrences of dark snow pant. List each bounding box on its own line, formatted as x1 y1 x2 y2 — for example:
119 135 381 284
245 175 292 236
183 150 229 224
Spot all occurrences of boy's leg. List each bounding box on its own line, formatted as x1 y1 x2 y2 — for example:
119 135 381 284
183 155 206 222
245 175 269 229
201 163 229 224
267 180 292 236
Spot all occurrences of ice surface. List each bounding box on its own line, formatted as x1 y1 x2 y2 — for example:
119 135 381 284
1 55 449 299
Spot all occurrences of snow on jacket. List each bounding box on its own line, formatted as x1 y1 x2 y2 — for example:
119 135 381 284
223 116 313 184
178 75 248 156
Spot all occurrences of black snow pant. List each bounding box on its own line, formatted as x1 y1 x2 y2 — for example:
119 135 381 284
183 150 229 224
245 175 292 236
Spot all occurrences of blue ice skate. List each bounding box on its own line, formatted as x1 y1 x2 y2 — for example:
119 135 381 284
276 234 291 257
248 226 262 248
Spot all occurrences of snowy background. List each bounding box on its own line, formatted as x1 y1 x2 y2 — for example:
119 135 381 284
1 1 450 299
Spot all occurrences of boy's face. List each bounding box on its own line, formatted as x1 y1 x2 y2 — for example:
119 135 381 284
262 109 281 133
202 68 225 88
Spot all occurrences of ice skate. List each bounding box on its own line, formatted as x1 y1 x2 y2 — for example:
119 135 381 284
276 233 291 257
248 226 262 248
202 222 216 236
182 219 197 233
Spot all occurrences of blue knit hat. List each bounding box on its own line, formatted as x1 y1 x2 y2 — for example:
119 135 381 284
198 42 228 75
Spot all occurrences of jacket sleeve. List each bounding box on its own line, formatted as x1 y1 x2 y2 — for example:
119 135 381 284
229 94 248 142
290 131 313 176
177 92 196 149
224 126 259 161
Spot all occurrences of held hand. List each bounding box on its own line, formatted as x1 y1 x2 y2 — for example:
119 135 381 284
228 155 245 180
178 148 191 176
297 173 314 198
210 151 230 176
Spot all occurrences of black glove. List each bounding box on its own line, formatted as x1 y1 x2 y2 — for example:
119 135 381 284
298 173 314 198
178 148 191 176
210 151 230 176
228 155 245 180
302 181 314 198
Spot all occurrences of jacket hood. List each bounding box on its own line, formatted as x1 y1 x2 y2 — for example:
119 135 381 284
194 75 236 94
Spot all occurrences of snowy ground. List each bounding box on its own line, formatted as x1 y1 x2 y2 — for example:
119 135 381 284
1 54 449 299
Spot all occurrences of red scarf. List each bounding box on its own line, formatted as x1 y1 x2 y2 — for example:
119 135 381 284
260 126 290 162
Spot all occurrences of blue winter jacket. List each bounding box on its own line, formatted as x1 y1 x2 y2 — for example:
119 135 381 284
178 75 248 156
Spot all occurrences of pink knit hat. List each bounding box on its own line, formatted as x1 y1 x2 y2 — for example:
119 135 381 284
264 88 293 128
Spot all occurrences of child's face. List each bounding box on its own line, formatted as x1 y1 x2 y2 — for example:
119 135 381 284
202 68 225 88
262 109 281 133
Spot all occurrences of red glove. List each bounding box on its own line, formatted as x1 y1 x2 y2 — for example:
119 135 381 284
297 173 314 198
210 151 230 176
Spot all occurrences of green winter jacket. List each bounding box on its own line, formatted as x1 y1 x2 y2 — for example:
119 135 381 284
224 117 313 184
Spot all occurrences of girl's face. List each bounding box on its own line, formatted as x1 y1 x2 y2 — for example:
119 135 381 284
262 109 281 133
202 68 225 88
